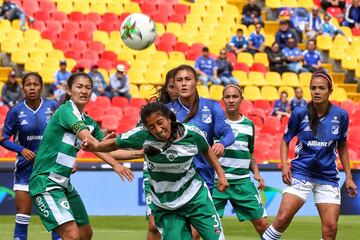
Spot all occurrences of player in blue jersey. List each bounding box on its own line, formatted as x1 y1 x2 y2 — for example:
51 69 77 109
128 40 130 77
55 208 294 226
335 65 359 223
262 71 358 240
0 72 61 240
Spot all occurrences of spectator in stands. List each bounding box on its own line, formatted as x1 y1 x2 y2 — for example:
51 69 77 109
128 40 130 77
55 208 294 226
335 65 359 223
52 60 71 101
216 49 238 86
343 0 360 28
321 0 346 11
247 23 266 55
227 28 248 55
321 13 345 38
194 47 221 85
109 64 131 100
275 20 297 50
282 38 308 73
290 87 307 111
88 64 111 98
0 0 34 31
271 91 291 119
267 42 288 73
241 0 263 27
303 40 323 73
305 6 323 40
1 71 23 108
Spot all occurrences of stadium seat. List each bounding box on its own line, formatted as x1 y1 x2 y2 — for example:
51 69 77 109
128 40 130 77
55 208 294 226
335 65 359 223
51 11 68 23
237 52 253 67
330 88 348 102
253 100 271 113
233 63 250 73
34 10 51 22
341 56 358 70
265 72 282 87
333 35 349 49
197 85 210 98
25 59 43 72
56 1 73 14
139 84 157 99
248 71 266 86
117 121 136 134
107 2 124 15
173 3 190 15
282 72 299 87
63 21 80 32
101 117 119 132
85 12 102 24
299 72 312 87
278 86 295 99
169 13 186 24
130 98 147 109
112 96 129 108
261 116 281 134
316 35 332 50
11 50 29 65
209 85 224 100
261 86 279 101
265 0 282 8
251 63 267 74
244 86 262 100
88 41 105 53
90 1 107 14
254 53 269 67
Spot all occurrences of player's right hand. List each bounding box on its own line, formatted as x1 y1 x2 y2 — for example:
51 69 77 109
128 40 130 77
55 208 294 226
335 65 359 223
114 164 134 182
217 175 229 192
21 148 35 161
81 138 97 152
281 165 292 185
103 131 118 140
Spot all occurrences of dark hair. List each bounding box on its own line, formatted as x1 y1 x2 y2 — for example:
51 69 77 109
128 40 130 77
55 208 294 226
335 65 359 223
22 72 43 87
202 47 209 52
280 91 288 97
173 64 200 123
307 71 333 135
307 39 316 46
61 72 93 104
140 102 183 156
157 68 176 104
236 28 243 34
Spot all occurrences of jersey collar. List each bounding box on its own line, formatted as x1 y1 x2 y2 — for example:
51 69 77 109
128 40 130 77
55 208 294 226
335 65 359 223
24 97 43 114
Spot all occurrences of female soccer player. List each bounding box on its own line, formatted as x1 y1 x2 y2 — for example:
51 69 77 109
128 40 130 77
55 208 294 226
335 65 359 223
157 68 178 104
82 102 228 240
29 73 134 240
0 72 61 240
212 84 268 236
262 71 358 240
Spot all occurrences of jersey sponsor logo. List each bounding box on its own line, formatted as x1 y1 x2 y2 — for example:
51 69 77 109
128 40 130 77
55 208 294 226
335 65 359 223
331 116 340 123
27 135 42 141
202 105 210 112
35 196 49 217
20 119 28 125
18 111 27 118
202 113 212 123
58 198 70 210
307 141 328 147
303 126 311 132
331 125 339 135
165 150 177 161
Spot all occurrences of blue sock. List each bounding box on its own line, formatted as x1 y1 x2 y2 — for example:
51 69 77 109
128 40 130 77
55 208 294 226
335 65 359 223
51 231 62 240
14 214 30 240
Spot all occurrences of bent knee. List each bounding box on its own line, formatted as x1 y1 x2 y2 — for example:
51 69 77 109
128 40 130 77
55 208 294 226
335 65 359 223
323 222 338 234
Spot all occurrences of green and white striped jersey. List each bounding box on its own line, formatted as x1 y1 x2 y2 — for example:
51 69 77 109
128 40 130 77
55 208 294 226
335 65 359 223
215 116 254 184
29 100 103 197
116 123 209 210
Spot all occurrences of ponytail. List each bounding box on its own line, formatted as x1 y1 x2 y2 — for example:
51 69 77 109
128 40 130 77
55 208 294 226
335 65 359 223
307 101 332 136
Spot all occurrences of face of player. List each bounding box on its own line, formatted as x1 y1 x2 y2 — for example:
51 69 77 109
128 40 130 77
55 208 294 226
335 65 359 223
166 78 178 102
310 77 332 104
145 112 172 142
67 76 93 107
23 75 42 101
174 69 198 100
222 86 242 114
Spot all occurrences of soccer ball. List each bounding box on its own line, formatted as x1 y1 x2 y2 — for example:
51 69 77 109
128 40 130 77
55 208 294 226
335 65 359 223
120 13 157 50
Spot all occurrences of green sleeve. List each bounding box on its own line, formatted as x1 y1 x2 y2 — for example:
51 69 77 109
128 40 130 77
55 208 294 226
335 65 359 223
249 123 255 154
92 122 104 141
194 131 210 153
115 126 147 149
58 103 88 135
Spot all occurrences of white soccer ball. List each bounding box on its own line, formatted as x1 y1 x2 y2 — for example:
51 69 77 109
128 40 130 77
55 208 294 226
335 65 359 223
120 13 157 50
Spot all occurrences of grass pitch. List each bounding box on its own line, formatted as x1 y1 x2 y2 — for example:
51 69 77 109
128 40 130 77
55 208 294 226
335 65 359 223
0 215 359 239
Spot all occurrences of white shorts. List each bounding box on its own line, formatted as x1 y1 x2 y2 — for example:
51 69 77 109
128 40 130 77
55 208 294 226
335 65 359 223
13 184 29 192
283 178 341 205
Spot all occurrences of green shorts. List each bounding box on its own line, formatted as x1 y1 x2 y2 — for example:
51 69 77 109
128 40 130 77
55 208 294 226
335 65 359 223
212 178 266 221
32 188 89 231
152 183 224 240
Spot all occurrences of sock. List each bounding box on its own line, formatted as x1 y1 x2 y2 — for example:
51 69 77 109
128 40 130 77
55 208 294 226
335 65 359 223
262 225 282 240
51 231 62 240
14 214 30 240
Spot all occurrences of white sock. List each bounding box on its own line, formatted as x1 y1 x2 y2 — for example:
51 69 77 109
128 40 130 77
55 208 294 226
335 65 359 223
262 225 282 240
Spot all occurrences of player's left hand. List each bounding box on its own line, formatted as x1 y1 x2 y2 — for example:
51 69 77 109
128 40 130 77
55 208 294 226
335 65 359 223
253 173 265 190
114 164 134 182
346 178 358 198
212 143 225 157
81 138 98 152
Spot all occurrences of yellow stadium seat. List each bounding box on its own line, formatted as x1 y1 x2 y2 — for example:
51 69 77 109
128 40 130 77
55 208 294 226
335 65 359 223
298 0 313 9
192 34 211 46
73 1 90 13
129 84 141 98
209 85 224 100
107 2 124 14
18 39 37 51
316 35 332 50
182 24 199 34
264 21 280 36
128 71 145 84
278 86 295 99
90 2 107 14
6 29 23 42
213 24 232 37
232 71 250 86
35 39 53 52
123 2 141 13
329 46 345 60
282 0 297 8
147 62 166 75
254 53 269 67
145 70 163 85
29 49 47 61
186 14 203 26
0 19 11 30
261 86 279 101
56 1 73 14
302 87 311 101
39 68 57 84
248 71 266 86
93 31 109 44
155 23 166 36
168 51 186 62
166 23 182 35
299 72 312 87
105 41 121 54
109 31 121 42
218 15 236 26
338 26 352 38
191 5 207 16
265 0 281 8
330 87 347 102
177 34 195 44
11 19 28 30
24 29 41 41
341 56 358 70
197 85 210 98
237 52 253 67
11 50 28 64
265 34 275 47
97 68 109 84
206 4 223 17
346 46 360 60
65 58 76 70
222 4 239 18
356 63 360 78
333 35 349 49
42 58 59 69
244 86 262 100
25 59 42 72
282 72 299 87
140 84 157 99
47 50 65 61
202 15 219 26
152 52 168 63
117 51 135 62
265 72 282 87
135 48 156 60
1 40 18 53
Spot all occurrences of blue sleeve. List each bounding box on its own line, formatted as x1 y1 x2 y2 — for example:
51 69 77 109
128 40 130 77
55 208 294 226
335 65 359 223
243 38 248 47
249 33 254 43
283 110 301 143
282 48 288 57
339 112 349 145
275 32 281 44
1 109 24 153
194 58 200 69
212 102 235 147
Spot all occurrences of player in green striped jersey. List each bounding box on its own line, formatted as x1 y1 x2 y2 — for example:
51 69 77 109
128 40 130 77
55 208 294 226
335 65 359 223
29 73 135 240
83 102 229 240
212 85 268 236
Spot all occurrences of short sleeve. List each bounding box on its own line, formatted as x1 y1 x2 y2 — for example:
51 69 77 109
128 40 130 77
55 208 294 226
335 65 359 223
92 123 104 141
116 126 147 149
58 104 88 135
191 128 209 153
194 58 200 69
283 109 302 143
249 123 255 154
339 112 349 144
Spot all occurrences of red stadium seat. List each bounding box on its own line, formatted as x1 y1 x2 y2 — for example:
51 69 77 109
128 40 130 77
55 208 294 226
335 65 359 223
0 105 9 116
51 12 68 23
69 11 85 22
77 150 96 159
124 106 141 116
248 108 266 120
157 41 174 52
23 1 39 16
117 122 136 134
97 59 114 70
152 13 169 24
267 149 280 161
352 27 360 36
233 62 250 72
39 1 56 12
87 106 106 122
88 41 105 52
32 21 46 32
95 96 112 108
251 63 267 74
45 20 62 33
257 133 274 143
104 106 123 120
248 115 264 128
173 4 190 15
82 51 99 62
80 21 97 32
65 50 82 60
54 40 70 52
70 40 87 52
34 10 51 21
261 116 281 134
112 96 129 108
101 118 119 132
77 59 93 69
59 30 76 41
103 13 119 22
86 12 102 24
326 7 343 23
174 42 190 53
120 13 131 22
158 4 174 16
240 99 253 114
253 100 271 112
63 21 80 32
41 30 58 42
101 51 117 62
98 21 115 32
340 100 356 116
141 2 157 15
191 43 205 55
169 13 186 24
77 31 93 41
130 98 147 109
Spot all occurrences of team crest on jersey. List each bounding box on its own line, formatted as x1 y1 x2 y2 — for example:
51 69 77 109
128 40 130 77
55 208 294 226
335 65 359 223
59 198 70 209
148 162 155 170
331 125 339 135
165 150 177 161
202 113 212 123
331 116 340 123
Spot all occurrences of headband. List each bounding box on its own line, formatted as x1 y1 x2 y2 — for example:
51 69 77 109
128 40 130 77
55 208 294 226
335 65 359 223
311 72 333 89
223 84 243 95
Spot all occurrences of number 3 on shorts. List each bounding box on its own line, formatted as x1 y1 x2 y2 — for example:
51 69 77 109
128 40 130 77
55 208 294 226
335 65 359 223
212 215 219 228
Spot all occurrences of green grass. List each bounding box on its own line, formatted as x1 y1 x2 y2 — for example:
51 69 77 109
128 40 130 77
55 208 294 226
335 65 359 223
1 215 359 239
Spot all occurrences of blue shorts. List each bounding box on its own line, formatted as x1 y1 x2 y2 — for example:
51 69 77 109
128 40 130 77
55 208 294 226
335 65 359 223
14 159 33 192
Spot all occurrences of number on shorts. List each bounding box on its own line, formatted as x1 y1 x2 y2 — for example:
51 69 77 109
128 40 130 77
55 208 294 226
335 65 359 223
212 215 219 228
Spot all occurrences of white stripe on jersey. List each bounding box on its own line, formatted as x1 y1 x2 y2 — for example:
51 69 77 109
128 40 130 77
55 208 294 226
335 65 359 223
48 172 70 188
150 167 196 193
224 141 249 151
56 152 76 168
144 140 199 157
62 132 77 146
42 192 73 225
230 124 253 136
151 178 202 210
216 173 250 180
146 157 193 174
219 157 251 168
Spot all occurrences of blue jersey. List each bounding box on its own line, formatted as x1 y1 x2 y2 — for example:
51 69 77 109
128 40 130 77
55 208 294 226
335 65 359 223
167 98 235 190
194 56 217 77
1 98 57 185
249 32 265 49
302 50 322 66
282 47 302 58
283 105 348 187
271 99 289 116
275 29 297 49
229 35 248 49
54 70 71 86
290 98 307 111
